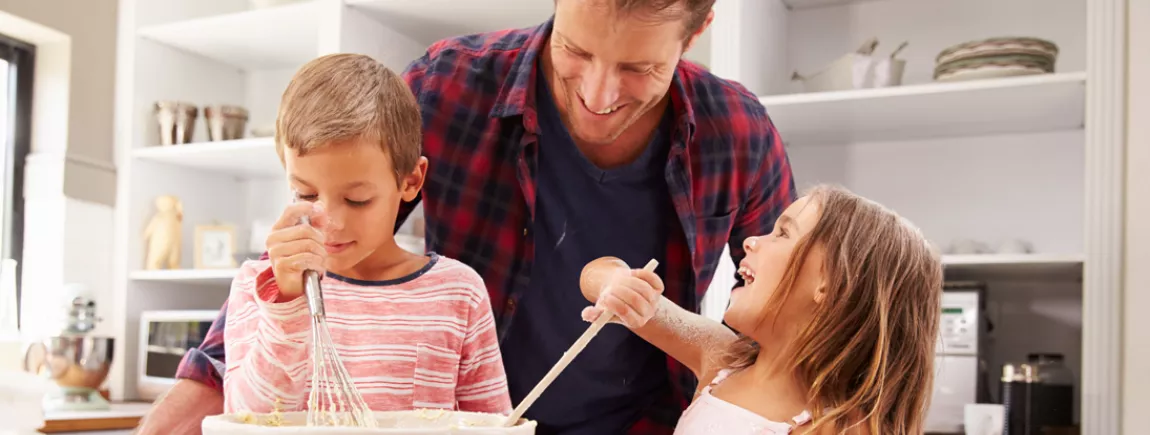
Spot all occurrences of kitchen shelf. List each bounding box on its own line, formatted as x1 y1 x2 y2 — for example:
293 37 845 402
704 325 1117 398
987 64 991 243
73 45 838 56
132 138 282 179
129 268 239 285
347 0 553 46
941 253 1083 280
137 1 319 71
760 72 1087 145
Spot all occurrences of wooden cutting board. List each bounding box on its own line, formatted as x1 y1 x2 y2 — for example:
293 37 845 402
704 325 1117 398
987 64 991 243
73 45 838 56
39 402 151 433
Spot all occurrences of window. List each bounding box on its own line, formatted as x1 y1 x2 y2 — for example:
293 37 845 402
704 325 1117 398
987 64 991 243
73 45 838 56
0 32 33 331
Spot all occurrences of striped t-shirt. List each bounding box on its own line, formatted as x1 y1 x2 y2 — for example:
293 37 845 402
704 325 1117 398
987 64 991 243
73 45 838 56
221 253 512 415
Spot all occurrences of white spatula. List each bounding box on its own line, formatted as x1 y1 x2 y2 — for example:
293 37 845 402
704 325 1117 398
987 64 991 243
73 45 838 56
503 259 660 427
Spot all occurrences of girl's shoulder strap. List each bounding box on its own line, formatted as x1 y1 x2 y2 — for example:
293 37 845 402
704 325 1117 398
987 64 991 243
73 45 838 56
700 368 735 395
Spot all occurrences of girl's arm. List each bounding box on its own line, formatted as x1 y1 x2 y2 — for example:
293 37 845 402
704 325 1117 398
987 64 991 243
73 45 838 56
580 257 738 380
222 260 313 414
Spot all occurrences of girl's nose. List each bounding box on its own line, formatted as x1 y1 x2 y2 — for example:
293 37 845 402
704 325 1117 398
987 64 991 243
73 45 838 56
743 236 760 253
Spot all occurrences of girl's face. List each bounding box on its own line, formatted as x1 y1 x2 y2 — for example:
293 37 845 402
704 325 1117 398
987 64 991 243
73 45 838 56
724 195 826 340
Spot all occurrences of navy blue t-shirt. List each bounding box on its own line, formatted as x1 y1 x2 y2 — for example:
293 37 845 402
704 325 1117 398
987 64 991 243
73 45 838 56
498 74 674 434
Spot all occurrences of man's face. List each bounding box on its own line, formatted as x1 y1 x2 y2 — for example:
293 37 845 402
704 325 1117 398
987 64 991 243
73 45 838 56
547 0 709 146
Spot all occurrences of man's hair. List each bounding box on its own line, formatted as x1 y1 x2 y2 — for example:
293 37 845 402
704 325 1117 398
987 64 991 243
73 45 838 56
613 0 715 35
558 0 715 37
275 53 421 182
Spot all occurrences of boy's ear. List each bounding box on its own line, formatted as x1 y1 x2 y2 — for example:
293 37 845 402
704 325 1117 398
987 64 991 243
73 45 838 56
400 156 429 202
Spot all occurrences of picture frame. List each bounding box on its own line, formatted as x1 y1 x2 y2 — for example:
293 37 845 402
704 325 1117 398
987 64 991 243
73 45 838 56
194 224 238 269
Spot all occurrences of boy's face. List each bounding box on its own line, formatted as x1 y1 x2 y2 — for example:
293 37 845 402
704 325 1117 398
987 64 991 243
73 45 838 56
284 138 426 273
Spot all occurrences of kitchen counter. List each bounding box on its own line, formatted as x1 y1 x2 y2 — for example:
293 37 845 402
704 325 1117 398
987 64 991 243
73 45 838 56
38 402 151 434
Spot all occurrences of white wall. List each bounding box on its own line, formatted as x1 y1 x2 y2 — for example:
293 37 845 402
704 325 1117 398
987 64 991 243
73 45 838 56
1123 0 1149 432
0 3 118 347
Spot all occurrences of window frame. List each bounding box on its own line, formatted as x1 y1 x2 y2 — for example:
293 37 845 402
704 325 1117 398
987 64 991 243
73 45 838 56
0 32 35 330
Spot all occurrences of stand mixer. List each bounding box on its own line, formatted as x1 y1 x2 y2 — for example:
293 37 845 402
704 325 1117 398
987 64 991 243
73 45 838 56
23 296 115 412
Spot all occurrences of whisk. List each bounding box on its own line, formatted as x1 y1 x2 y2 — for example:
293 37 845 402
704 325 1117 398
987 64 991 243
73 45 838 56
299 214 376 427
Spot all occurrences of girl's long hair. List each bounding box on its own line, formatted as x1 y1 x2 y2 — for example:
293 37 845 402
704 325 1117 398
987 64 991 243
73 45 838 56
722 184 943 435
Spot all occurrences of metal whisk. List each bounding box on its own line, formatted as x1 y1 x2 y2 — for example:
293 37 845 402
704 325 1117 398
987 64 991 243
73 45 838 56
300 215 376 427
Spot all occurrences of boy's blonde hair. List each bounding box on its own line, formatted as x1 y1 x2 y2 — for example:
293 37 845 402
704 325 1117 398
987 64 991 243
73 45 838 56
722 184 943 435
275 53 421 182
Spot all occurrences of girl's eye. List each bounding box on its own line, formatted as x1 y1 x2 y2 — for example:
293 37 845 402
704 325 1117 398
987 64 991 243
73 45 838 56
775 228 789 238
296 194 318 202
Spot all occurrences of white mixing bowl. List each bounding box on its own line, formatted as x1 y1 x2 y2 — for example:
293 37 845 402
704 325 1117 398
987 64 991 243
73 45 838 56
202 410 536 435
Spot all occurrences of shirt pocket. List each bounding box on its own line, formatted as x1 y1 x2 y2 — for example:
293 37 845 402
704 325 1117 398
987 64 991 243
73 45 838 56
412 343 461 410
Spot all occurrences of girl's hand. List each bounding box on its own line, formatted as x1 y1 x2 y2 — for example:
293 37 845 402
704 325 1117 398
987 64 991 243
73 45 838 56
580 265 665 329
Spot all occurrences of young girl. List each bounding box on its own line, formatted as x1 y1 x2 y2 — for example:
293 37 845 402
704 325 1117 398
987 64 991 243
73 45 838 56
580 184 943 434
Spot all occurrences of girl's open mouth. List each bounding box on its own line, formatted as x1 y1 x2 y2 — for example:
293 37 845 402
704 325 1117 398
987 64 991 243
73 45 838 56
737 261 756 286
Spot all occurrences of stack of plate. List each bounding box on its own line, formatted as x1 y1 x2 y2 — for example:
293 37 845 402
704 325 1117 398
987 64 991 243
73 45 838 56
933 37 1059 82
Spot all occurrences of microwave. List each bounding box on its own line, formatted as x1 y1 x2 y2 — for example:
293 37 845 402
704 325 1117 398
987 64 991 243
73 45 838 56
137 309 219 400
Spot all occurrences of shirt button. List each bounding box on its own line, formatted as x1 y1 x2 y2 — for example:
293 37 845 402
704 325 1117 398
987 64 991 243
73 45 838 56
523 227 528 236
506 299 517 313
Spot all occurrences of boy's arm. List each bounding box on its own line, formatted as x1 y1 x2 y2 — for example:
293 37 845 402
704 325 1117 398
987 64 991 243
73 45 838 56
581 257 738 381
454 272 512 414
222 261 313 413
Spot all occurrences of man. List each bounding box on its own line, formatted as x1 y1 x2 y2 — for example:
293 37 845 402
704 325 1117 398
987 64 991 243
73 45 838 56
135 0 795 434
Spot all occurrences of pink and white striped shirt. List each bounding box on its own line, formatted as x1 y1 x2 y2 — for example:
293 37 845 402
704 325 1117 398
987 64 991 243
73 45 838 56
221 253 512 415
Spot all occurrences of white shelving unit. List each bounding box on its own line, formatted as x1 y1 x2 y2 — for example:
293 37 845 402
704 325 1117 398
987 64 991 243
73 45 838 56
112 0 1126 433
700 0 1124 433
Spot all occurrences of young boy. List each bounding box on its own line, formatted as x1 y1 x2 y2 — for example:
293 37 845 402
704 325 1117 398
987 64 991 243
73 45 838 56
220 53 511 416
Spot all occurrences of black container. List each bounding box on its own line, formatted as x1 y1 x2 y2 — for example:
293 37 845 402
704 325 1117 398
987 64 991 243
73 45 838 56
1000 354 1075 435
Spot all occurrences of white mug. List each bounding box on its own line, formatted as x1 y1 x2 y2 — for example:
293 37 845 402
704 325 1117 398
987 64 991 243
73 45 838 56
964 403 1005 435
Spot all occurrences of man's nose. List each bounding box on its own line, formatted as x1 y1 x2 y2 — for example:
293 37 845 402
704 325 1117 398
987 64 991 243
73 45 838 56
580 64 621 113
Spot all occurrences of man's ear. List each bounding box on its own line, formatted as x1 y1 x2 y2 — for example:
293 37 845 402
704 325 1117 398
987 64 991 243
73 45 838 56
401 156 429 202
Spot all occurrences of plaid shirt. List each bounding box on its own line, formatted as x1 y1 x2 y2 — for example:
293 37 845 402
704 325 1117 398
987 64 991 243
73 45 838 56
176 17 795 434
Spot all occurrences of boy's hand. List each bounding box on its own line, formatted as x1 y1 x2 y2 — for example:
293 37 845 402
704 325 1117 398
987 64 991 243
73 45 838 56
266 201 330 300
580 261 664 329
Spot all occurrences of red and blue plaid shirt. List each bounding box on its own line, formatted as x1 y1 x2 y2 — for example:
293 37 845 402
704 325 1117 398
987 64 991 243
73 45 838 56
176 17 795 434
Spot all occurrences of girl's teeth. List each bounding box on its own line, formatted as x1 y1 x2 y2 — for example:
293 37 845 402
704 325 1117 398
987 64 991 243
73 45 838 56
594 105 618 115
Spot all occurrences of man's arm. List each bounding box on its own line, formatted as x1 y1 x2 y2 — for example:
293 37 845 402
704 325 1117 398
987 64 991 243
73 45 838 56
136 299 229 434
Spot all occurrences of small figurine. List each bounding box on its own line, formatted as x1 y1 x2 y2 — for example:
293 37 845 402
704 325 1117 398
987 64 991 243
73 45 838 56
143 195 183 270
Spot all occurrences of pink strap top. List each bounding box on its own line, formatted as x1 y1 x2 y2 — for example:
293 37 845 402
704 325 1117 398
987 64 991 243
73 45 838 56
673 369 812 435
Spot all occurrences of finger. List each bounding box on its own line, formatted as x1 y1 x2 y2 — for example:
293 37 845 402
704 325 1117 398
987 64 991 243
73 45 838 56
277 252 326 276
606 293 646 328
272 202 319 230
631 269 665 293
621 276 661 304
267 238 326 262
307 201 330 229
581 306 602 322
266 225 325 248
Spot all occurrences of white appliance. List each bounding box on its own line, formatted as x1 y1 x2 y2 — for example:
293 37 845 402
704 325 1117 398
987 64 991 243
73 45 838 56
136 310 219 400
926 282 991 434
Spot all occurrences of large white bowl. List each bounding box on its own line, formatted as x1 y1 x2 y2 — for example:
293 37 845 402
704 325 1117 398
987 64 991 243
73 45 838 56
202 410 537 435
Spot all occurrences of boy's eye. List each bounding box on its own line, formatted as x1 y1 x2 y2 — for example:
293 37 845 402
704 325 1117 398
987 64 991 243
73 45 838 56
346 199 372 207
